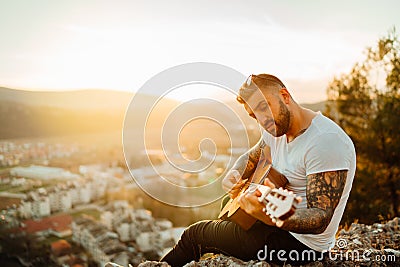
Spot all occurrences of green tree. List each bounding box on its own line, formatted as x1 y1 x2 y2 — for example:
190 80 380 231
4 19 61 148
326 28 400 224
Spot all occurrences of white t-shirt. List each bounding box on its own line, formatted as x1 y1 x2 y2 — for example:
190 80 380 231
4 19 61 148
262 112 356 252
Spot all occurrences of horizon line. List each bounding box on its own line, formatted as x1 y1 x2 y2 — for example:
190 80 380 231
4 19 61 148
0 84 328 104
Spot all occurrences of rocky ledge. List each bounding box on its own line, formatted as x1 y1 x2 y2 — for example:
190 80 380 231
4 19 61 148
138 217 399 267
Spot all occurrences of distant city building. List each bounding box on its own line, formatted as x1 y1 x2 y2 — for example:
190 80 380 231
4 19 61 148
100 200 183 257
72 216 137 267
0 141 78 167
31 195 51 218
16 173 108 219
10 165 80 180
48 186 72 212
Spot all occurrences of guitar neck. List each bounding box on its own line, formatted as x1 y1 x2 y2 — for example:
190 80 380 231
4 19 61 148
249 164 288 188
265 166 288 188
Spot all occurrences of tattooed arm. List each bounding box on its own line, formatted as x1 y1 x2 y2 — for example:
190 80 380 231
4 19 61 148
233 138 267 180
222 138 267 196
280 170 348 234
240 169 348 233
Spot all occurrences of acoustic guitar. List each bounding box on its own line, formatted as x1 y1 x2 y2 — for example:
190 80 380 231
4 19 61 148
218 146 290 230
257 184 300 227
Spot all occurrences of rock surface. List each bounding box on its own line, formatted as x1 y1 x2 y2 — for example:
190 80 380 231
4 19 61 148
138 217 399 267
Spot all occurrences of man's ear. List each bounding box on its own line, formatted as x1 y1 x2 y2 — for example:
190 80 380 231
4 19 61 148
279 88 291 104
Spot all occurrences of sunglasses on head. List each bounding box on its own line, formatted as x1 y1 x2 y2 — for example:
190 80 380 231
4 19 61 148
245 74 285 88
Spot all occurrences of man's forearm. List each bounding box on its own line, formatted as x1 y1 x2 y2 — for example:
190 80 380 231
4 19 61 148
249 197 332 233
232 138 266 180
242 169 347 234
280 208 332 234
280 170 348 234
239 192 331 234
232 153 257 180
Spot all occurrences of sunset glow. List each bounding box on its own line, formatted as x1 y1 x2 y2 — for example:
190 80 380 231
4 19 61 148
1 1 399 102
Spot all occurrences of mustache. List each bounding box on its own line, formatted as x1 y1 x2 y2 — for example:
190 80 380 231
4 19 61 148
263 118 275 129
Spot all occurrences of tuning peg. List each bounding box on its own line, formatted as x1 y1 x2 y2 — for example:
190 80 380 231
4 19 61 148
276 220 284 228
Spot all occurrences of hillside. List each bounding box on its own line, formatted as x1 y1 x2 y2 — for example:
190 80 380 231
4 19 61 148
0 88 173 140
301 101 326 113
0 87 327 141
0 87 133 110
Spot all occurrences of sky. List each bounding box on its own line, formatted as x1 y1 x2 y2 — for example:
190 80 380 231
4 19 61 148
1 0 399 103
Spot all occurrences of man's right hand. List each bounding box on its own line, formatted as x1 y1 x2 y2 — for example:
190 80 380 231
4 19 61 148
222 170 247 199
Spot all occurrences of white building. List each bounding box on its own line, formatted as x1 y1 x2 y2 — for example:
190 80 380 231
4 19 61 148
67 180 92 205
100 201 179 257
58 191 72 211
11 178 26 186
79 182 91 204
135 229 178 255
10 165 80 180
48 187 72 212
18 185 72 219
18 200 32 219
31 196 50 218
72 216 131 267
67 181 83 206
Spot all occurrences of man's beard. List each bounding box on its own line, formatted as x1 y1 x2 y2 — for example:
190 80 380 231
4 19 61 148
270 100 290 137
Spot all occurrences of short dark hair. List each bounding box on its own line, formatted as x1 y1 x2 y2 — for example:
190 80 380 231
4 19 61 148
237 74 287 104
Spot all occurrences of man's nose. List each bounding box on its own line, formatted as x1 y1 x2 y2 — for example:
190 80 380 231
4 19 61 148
256 113 271 122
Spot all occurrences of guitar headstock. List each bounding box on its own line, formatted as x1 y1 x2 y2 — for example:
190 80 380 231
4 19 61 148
257 186 301 227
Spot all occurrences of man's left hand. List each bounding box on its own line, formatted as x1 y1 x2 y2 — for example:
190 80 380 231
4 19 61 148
238 181 276 226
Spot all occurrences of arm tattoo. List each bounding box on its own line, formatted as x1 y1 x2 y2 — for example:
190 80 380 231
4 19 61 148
307 171 347 210
232 138 266 180
281 170 347 234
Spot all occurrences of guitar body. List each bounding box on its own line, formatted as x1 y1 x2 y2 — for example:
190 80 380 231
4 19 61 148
218 155 289 230
219 195 258 230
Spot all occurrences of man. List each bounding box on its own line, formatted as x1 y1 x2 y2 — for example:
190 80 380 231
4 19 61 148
161 74 356 266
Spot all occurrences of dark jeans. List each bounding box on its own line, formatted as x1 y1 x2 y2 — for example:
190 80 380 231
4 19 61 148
160 220 322 267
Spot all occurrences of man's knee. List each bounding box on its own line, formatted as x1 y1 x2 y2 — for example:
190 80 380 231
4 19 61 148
182 220 212 240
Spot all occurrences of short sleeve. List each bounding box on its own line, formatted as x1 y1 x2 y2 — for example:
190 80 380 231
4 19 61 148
305 133 351 176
